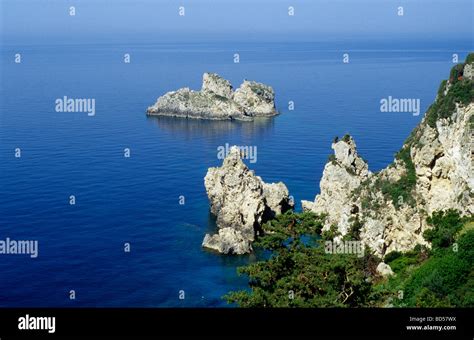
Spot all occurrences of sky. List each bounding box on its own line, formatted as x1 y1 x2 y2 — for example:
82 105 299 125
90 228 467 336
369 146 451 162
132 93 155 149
0 0 473 43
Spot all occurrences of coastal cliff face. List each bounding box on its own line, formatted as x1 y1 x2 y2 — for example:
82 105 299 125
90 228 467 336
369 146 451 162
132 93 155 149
202 146 293 254
147 73 278 121
303 58 474 257
201 55 473 257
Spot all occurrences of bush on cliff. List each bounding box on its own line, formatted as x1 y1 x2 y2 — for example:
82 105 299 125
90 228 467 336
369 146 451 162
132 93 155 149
423 209 465 249
377 210 474 307
226 210 473 308
224 212 377 307
425 54 474 128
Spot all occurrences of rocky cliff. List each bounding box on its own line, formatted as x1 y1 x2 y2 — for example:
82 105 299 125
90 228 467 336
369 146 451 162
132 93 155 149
202 146 293 254
147 73 278 121
303 55 474 257
301 135 371 237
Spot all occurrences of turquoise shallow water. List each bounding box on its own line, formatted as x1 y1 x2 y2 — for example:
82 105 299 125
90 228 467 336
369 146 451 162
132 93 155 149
0 39 471 306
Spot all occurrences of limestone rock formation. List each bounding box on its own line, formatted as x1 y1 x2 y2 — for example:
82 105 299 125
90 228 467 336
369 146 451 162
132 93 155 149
376 262 395 277
147 73 278 121
202 228 252 255
202 146 293 254
464 63 474 80
301 135 371 236
233 80 277 117
202 72 233 99
303 57 474 257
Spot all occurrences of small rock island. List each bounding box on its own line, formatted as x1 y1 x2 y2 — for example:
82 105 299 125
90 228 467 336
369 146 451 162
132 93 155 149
202 146 294 254
147 73 278 121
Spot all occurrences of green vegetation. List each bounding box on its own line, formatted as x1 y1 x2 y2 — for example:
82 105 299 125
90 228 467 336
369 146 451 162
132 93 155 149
350 126 418 211
377 146 417 209
425 54 474 128
342 134 351 143
384 245 429 274
449 64 464 84
426 79 474 128
225 210 474 308
437 79 447 97
376 210 474 307
423 209 465 248
466 53 474 65
343 215 363 241
321 223 341 241
224 212 378 307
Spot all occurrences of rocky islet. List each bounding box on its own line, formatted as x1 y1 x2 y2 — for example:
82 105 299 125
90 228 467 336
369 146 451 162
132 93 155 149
147 73 278 121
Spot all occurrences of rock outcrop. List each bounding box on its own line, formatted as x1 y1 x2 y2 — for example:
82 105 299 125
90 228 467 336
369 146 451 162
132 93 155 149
376 262 395 277
202 146 293 254
303 56 474 257
302 136 371 237
147 73 278 121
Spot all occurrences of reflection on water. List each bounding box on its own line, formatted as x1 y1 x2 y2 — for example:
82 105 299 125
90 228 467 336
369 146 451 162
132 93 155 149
147 115 275 139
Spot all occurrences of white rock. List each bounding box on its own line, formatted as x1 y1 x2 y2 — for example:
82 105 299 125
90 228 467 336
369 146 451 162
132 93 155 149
302 136 371 235
147 73 278 120
203 146 293 254
201 72 233 99
233 80 277 117
202 228 252 255
376 262 395 277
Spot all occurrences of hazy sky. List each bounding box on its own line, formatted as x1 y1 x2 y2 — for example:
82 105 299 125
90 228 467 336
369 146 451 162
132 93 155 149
1 0 473 43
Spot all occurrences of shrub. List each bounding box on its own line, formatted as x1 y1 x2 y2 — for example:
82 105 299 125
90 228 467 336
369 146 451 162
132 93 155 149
225 212 373 307
342 134 351 143
378 146 417 209
403 251 469 306
466 52 474 65
321 224 340 241
437 79 447 97
328 154 337 165
396 228 474 307
388 253 419 273
343 216 363 241
457 228 474 264
384 251 402 263
425 78 474 127
449 64 464 84
423 209 464 248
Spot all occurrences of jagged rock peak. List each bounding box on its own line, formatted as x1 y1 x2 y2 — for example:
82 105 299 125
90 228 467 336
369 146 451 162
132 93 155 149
301 135 371 236
201 72 233 99
331 135 370 177
202 146 294 254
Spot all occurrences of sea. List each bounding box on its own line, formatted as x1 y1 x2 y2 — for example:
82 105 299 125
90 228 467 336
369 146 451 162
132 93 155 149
0 38 471 306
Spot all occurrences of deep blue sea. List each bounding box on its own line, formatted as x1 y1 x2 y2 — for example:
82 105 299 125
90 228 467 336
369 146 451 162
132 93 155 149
0 39 472 306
